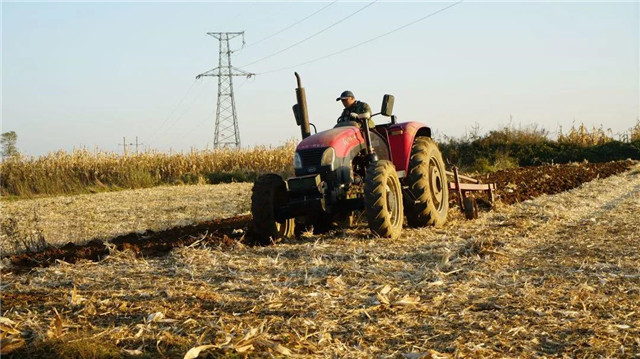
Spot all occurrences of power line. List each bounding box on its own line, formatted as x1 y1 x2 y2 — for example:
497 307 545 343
240 5 287 42
147 80 200 140
233 77 251 92
224 2 258 31
257 0 465 75
243 1 339 49
239 1 378 68
163 108 217 150
164 77 254 150
151 81 213 144
148 81 207 144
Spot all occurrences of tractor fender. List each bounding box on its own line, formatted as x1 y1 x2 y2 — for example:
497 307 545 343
387 121 432 173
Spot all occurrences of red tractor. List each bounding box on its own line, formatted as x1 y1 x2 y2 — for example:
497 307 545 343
250 73 449 243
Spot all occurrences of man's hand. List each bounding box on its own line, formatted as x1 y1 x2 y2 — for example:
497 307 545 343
349 112 371 120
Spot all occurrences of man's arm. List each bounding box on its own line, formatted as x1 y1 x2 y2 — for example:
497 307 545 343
362 102 374 128
363 103 372 115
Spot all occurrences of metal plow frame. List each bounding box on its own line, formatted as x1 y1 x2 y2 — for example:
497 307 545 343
447 167 496 219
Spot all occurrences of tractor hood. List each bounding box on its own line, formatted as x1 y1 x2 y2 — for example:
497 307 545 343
296 126 365 157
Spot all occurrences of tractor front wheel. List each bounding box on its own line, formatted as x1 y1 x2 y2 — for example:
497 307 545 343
250 174 295 244
405 137 449 227
364 160 404 239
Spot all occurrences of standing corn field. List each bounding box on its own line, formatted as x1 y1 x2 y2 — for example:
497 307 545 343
3 122 639 198
1 143 296 197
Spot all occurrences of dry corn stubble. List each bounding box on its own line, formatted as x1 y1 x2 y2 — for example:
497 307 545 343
1 183 253 255
1 165 639 358
3 160 632 259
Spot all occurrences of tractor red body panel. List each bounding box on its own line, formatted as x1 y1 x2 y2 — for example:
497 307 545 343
386 121 430 173
296 126 365 157
296 121 431 173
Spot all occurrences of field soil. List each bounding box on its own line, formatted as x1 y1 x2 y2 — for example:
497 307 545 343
1 161 639 358
1 160 634 271
1 183 252 255
476 160 634 204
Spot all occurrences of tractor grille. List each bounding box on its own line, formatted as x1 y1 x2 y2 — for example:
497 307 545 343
298 148 326 167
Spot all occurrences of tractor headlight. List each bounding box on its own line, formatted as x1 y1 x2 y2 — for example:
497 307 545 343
320 147 335 169
293 152 303 169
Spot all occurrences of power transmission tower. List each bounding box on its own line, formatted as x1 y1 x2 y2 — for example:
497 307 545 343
197 32 254 149
120 137 128 156
119 136 144 155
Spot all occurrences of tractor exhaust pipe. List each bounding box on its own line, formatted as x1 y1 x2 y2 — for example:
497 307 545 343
293 72 311 139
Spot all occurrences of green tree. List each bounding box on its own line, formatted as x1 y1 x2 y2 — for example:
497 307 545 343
1 131 19 157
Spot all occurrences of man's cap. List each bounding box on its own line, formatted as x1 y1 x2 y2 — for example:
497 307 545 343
336 90 354 101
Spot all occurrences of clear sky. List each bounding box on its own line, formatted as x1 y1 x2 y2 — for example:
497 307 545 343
2 1 639 156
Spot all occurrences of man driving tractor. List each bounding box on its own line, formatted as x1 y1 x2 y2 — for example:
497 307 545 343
335 90 375 129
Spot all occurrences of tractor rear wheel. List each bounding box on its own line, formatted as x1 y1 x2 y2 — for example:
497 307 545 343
364 160 403 239
405 137 449 227
250 174 295 244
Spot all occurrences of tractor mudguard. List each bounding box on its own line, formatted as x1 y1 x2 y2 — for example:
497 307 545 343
386 121 432 173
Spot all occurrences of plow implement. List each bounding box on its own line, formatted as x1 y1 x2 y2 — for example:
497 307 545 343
447 166 497 219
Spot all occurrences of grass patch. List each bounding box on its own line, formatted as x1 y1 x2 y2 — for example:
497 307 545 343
440 122 640 173
206 170 260 184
